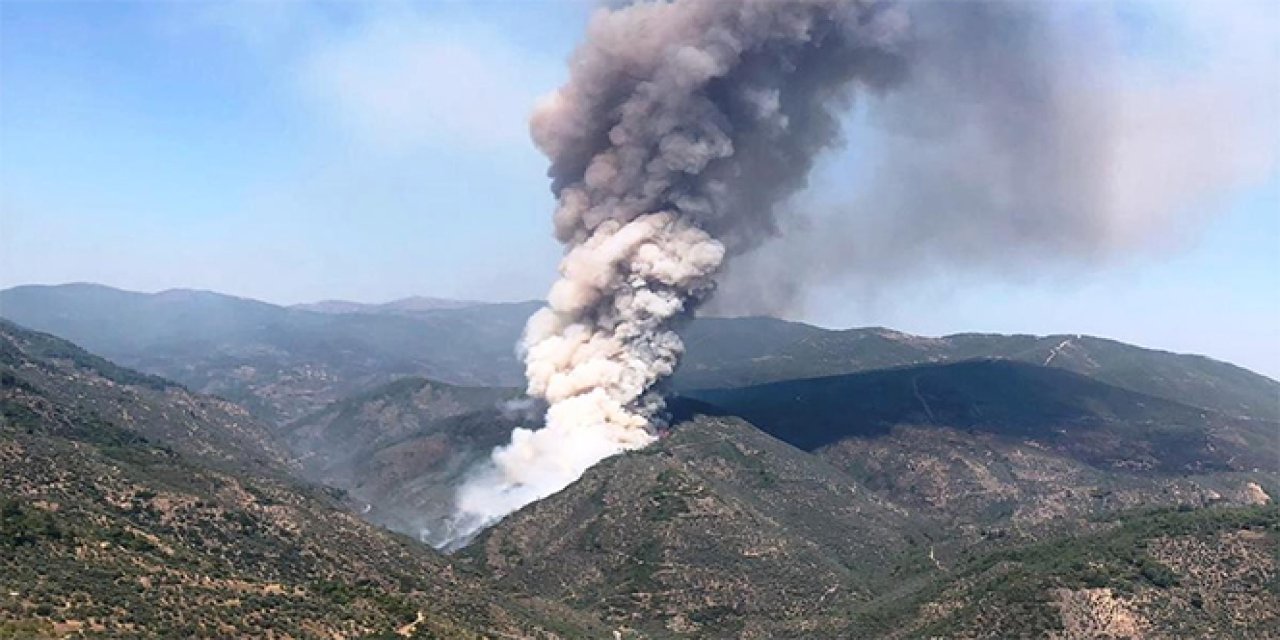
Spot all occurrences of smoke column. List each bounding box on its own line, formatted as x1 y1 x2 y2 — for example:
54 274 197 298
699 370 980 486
444 0 911 544
442 0 1278 545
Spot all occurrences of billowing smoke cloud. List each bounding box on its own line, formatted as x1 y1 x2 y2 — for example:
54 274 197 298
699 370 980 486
711 0 1280 316
441 0 1278 545
444 0 912 544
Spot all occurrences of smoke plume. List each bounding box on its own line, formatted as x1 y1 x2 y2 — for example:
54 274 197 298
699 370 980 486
442 0 1278 545
444 0 912 543
710 0 1279 316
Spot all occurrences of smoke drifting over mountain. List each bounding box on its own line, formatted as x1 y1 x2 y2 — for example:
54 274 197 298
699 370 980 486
443 0 1278 544
711 0 1280 316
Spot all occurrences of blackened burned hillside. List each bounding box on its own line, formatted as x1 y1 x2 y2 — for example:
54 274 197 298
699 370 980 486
684 359 1279 472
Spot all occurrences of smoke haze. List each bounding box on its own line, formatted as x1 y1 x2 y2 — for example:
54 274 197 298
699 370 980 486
712 0 1280 316
442 0 1279 545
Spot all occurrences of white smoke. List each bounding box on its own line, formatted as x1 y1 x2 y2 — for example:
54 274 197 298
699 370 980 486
450 213 727 541
440 0 912 546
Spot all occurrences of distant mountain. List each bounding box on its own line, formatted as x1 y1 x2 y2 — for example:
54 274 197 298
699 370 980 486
677 320 1280 421
0 283 537 422
686 359 1279 473
0 321 602 638
3 284 1274 427
292 295 486 315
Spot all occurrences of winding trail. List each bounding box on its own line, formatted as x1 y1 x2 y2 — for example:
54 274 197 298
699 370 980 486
912 376 937 424
1043 337 1075 366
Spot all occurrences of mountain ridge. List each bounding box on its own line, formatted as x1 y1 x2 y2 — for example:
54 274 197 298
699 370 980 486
685 358 1279 472
3 283 1274 426
291 296 492 315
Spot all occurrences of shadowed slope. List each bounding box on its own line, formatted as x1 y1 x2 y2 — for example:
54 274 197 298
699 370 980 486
4 284 1275 424
686 359 1278 473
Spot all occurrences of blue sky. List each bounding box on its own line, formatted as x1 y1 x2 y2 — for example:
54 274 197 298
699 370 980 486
1 1 1278 378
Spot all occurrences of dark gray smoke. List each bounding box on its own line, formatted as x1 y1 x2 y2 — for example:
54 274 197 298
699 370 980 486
711 0 1279 316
